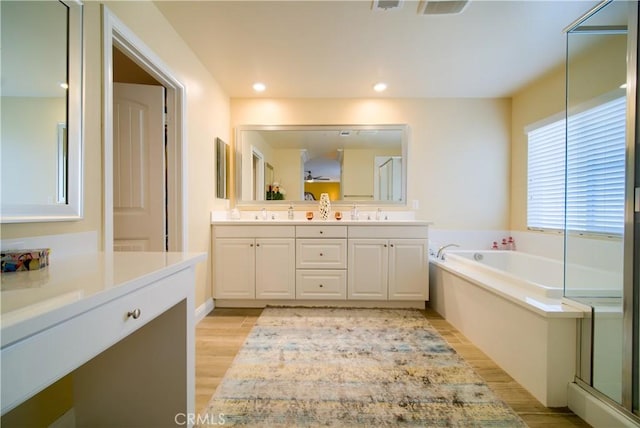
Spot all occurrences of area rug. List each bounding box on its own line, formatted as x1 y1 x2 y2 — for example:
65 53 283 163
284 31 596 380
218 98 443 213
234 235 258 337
199 307 526 427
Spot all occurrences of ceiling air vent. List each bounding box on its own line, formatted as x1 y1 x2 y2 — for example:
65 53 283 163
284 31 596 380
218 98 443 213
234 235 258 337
418 0 470 15
372 0 404 11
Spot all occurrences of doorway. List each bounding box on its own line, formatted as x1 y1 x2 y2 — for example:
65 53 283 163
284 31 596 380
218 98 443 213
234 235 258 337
102 7 185 252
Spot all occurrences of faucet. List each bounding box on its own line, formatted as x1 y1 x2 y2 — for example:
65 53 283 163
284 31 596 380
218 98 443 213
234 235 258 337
436 243 460 260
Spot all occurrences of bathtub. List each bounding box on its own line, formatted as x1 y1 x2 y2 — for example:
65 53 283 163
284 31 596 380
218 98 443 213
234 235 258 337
429 250 588 407
446 250 622 298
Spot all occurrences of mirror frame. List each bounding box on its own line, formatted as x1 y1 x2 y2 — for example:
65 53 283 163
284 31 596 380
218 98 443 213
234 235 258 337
0 0 84 223
234 124 408 206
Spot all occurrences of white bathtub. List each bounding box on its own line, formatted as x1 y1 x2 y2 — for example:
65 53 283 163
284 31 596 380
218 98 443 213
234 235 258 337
429 250 588 407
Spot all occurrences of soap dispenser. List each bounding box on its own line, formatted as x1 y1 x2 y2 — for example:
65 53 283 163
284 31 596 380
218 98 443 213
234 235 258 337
351 204 359 221
288 204 294 220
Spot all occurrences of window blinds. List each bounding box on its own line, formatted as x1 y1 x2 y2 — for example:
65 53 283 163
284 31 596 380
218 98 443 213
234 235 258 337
527 96 626 235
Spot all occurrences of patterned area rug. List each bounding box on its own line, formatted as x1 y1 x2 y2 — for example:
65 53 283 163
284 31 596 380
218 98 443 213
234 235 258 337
200 307 526 427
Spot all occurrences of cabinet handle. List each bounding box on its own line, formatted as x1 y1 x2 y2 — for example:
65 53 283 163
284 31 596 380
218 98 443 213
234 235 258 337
127 308 141 320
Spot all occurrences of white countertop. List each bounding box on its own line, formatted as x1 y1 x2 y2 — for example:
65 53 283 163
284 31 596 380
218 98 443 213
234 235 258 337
1 251 206 347
212 219 432 226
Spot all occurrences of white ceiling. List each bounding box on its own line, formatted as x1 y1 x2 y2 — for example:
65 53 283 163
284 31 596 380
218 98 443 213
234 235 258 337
155 0 601 99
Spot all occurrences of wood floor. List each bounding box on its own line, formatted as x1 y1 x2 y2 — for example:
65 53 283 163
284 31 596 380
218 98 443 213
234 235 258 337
195 306 590 427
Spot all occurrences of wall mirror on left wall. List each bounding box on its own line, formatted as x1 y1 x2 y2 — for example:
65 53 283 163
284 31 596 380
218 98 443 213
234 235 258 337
0 0 84 223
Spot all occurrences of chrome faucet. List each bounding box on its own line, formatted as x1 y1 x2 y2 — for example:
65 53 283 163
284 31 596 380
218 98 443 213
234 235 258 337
436 243 460 260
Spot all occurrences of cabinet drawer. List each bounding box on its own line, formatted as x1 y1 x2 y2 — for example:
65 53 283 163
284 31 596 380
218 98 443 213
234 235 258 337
296 239 346 269
348 226 428 239
296 270 346 299
296 225 347 238
214 225 295 238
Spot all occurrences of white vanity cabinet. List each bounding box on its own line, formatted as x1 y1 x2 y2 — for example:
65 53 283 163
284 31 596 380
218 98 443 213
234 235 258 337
295 225 347 299
213 226 296 299
212 221 429 307
348 226 429 301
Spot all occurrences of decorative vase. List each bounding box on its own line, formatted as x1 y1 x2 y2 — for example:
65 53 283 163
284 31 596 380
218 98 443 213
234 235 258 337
319 193 331 220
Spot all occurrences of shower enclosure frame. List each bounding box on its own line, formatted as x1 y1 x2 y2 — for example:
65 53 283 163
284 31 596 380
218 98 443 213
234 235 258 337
564 0 639 421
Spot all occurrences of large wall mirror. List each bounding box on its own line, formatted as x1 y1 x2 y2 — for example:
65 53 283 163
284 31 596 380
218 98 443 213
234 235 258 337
0 1 83 223
235 124 408 205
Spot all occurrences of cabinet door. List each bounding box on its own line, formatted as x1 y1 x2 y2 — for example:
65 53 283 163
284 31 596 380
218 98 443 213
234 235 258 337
255 238 296 299
214 238 255 299
348 239 388 300
388 239 428 300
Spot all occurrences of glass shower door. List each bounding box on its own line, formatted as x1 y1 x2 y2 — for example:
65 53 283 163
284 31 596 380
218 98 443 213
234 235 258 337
564 0 631 408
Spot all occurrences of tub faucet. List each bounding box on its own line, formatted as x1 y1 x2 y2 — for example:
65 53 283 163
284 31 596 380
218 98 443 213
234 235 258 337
436 243 460 260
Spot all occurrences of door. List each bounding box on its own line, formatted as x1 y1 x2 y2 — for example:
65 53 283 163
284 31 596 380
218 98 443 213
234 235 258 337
214 239 255 299
255 238 295 299
388 239 428 300
348 239 388 300
113 83 165 252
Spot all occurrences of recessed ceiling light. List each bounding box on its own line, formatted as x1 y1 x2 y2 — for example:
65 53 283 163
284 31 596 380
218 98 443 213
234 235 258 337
373 82 387 92
253 82 266 92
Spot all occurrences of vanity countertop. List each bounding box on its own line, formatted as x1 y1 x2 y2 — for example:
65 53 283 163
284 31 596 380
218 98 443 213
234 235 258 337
211 219 433 226
0 251 206 348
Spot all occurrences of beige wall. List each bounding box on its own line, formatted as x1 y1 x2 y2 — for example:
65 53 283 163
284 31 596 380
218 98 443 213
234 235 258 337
0 1 230 310
511 35 627 231
231 98 512 230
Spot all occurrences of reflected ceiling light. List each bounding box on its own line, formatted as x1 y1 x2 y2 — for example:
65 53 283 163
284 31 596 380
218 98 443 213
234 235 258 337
59 82 69 90
373 82 387 92
253 82 266 92
620 83 627 89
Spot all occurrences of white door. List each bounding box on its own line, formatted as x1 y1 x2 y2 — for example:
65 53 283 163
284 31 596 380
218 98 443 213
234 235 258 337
347 239 388 300
255 238 296 299
113 83 165 252
214 238 256 299
388 239 428 300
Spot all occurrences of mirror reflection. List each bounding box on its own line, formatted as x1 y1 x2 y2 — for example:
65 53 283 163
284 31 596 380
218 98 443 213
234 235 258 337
1 1 68 205
236 125 407 204
0 0 83 222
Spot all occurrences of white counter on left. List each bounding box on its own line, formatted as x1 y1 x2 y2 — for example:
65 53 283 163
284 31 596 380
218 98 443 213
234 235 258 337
1 251 205 425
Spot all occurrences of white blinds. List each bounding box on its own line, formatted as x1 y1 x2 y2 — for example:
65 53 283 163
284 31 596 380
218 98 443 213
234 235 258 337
527 96 626 235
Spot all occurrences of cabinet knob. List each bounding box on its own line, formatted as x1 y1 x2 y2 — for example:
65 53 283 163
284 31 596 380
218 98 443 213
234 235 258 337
319 230 324 234
390 244 394 248
256 243 260 247
127 308 141 320
319 253 324 256
319 284 324 288
250 243 254 247
384 244 387 247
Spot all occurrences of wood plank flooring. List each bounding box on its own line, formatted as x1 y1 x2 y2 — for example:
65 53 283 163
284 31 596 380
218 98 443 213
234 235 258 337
195 307 590 427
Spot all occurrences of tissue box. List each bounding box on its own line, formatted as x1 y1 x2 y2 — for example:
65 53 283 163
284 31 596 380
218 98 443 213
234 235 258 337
1 249 50 273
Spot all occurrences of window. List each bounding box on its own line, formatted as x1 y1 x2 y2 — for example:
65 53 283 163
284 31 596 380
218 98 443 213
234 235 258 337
527 95 626 236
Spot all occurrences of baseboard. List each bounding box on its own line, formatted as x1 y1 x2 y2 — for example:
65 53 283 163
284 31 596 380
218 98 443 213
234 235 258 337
567 382 639 427
195 298 214 324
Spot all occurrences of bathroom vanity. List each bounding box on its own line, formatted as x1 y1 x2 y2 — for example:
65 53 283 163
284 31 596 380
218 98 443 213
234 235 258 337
1 251 205 426
212 218 430 308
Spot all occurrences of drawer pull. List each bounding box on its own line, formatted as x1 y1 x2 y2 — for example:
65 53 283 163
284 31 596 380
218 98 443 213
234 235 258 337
319 231 324 234
256 243 260 247
319 284 324 288
319 253 324 256
127 308 142 320
250 243 254 247
384 244 387 247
